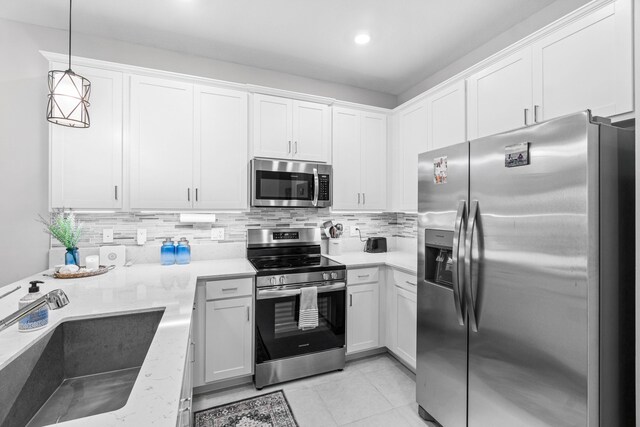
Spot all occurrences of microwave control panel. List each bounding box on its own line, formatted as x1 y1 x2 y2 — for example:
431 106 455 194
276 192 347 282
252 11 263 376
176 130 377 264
318 175 330 201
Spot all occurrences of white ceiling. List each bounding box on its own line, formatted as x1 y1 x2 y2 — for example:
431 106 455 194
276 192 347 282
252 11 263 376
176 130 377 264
0 0 562 95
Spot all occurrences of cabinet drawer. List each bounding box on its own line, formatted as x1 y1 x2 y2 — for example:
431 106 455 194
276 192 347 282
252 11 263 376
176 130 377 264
347 267 379 285
392 269 417 292
206 277 253 300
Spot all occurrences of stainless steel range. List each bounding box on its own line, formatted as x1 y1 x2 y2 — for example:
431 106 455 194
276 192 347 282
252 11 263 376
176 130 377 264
248 228 346 389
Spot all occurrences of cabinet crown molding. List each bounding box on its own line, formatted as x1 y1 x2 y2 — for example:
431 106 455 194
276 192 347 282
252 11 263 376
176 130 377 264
246 84 335 105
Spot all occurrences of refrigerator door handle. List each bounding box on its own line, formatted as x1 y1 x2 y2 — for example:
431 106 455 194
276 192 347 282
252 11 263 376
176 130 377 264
452 200 466 326
465 200 480 332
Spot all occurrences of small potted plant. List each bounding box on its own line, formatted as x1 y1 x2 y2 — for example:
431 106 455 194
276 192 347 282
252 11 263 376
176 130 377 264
39 210 83 266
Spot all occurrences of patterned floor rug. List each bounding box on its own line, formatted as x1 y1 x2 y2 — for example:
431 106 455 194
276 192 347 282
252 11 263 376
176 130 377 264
194 390 299 427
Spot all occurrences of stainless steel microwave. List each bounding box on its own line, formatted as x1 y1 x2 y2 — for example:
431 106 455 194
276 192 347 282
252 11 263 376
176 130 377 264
250 158 332 208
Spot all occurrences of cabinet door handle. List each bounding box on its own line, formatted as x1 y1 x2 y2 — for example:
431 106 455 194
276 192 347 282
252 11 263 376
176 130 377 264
349 294 353 307
362 193 365 205
190 342 195 363
357 274 369 278
187 188 191 202
357 193 361 204
195 188 198 202
246 306 250 322
534 105 540 123
524 108 529 126
114 185 118 201
406 281 417 286
288 141 292 153
222 287 238 292
294 141 298 154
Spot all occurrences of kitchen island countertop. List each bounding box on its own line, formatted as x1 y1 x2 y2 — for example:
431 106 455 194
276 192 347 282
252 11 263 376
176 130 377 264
0 258 255 427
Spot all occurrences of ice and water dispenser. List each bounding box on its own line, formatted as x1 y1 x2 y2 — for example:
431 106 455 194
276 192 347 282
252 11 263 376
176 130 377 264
424 229 454 288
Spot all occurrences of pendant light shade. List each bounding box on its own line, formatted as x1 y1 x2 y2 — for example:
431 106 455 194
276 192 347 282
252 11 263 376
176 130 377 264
47 0 91 128
47 69 91 127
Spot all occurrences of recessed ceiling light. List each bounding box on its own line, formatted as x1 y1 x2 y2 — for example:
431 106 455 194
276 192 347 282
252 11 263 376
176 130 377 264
354 33 371 45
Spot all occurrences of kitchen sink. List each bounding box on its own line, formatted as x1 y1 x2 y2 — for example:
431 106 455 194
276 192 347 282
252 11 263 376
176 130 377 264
0 309 164 427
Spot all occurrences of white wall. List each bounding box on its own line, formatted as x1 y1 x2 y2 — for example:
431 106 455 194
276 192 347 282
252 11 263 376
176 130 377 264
0 19 50 288
0 17 398 288
397 0 591 104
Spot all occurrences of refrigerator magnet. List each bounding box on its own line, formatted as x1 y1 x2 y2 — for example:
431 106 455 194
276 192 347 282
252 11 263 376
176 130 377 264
505 142 529 168
433 156 448 184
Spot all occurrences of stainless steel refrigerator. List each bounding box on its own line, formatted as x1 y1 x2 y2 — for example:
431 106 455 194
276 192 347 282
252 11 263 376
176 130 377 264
416 111 635 427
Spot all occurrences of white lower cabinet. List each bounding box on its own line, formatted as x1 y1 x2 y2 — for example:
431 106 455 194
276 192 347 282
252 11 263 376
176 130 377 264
193 277 254 387
347 269 380 354
205 296 253 382
393 286 417 369
387 269 417 370
177 322 194 427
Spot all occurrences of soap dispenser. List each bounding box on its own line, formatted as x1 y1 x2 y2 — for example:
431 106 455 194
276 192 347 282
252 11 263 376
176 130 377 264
18 281 48 332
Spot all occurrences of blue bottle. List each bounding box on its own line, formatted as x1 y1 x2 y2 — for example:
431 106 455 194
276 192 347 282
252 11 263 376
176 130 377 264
175 238 191 265
160 238 176 265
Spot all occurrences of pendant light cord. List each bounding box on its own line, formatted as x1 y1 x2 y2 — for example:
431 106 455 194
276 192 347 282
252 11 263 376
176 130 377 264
68 0 72 70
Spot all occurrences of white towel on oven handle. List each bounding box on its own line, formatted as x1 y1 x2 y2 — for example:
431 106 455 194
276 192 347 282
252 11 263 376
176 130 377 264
299 286 318 330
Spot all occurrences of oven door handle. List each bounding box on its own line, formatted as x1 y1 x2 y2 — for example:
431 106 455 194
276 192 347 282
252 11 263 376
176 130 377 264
256 282 345 300
312 168 319 207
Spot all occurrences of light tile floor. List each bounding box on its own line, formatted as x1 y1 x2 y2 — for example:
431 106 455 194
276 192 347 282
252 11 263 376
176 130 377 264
193 353 437 427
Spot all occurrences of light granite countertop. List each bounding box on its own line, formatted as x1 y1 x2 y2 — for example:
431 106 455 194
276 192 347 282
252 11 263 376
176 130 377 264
324 250 417 275
0 258 255 427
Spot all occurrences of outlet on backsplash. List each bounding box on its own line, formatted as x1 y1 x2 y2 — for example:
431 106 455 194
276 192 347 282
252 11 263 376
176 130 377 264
102 229 113 243
211 228 225 241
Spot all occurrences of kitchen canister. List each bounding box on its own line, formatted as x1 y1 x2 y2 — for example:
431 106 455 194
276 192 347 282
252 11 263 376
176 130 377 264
176 238 191 265
328 239 342 256
160 238 176 265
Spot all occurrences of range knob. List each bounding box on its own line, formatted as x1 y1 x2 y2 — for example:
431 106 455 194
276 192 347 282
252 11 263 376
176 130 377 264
279 276 286 285
270 277 277 286
330 272 338 280
322 272 329 281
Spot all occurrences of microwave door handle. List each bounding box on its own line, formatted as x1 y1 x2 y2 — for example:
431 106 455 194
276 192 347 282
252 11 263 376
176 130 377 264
312 168 319 207
452 200 466 326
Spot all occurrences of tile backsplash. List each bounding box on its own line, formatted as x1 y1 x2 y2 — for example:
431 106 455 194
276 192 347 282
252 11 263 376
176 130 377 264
48 208 417 265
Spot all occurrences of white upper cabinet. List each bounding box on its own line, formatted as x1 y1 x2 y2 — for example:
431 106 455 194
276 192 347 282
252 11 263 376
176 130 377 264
397 100 428 212
360 112 387 210
531 0 633 121
252 93 330 162
332 107 387 210
332 108 361 210
293 100 331 162
426 80 466 150
50 65 123 209
251 94 293 160
467 48 533 140
194 86 248 210
467 0 632 138
130 75 194 209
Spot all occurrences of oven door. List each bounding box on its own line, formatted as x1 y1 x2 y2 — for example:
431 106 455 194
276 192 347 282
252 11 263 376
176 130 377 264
255 282 346 364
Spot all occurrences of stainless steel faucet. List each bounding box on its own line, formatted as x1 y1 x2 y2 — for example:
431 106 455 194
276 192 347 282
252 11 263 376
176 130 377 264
0 289 70 333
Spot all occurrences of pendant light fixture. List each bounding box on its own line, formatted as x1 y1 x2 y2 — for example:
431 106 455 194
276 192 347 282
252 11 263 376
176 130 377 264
47 0 91 128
